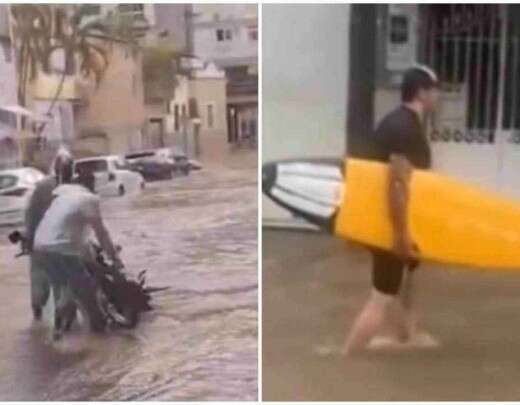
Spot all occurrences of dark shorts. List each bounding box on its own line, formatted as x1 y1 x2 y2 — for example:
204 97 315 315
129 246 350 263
371 248 419 295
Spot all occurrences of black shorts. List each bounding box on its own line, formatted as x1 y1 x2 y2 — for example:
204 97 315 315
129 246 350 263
371 248 419 295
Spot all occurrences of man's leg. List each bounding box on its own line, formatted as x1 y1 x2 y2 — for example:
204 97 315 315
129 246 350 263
397 265 418 337
393 266 440 348
29 254 50 320
342 289 395 355
61 298 78 332
62 255 107 333
33 251 68 339
52 281 66 339
343 249 405 355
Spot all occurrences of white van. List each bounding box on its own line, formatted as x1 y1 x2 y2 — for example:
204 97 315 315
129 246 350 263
74 155 145 197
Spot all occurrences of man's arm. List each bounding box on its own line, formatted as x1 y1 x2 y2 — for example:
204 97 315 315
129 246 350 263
24 190 39 251
86 198 120 262
24 180 51 251
388 153 417 259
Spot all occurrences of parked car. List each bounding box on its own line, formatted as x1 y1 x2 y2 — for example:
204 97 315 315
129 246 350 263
126 148 192 180
188 159 203 171
156 148 191 175
125 151 173 181
74 155 144 197
0 167 45 225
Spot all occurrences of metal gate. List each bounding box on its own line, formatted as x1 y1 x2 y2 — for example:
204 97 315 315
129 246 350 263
419 4 520 197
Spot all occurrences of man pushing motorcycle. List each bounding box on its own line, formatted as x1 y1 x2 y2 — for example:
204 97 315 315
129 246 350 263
32 162 123 339
25 147 74 321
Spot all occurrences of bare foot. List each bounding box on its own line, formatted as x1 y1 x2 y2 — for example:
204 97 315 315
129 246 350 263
367 330 440 352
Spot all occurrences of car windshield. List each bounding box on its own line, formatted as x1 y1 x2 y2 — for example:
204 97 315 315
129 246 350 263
156 148 172 157
114 159 130 170
76 160 108 173
0 174 17 190
126 152 155 159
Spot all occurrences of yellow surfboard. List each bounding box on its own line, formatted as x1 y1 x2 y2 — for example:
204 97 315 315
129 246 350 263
336 158 520 269
263 157 520 270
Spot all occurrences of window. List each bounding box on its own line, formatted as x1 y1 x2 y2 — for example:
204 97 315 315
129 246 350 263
248 27 258 42
216 28 233 42
249 119 257 137
1 40 12 63
174 104 179 131
389 15 409 44
75 160 108 174
117 4 144 13
114 159 130 170
0 108 14 127
82 4 101 16
0 175 17 190
207 104 214 129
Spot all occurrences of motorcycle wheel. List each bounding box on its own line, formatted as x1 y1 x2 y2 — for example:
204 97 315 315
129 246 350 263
96 289 139 329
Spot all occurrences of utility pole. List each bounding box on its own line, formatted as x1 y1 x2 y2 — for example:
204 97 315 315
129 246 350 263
184 5 194 55
183 5 202 157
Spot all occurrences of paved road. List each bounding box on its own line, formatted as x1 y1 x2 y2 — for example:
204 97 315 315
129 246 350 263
0 153 258 401
263 229 520 401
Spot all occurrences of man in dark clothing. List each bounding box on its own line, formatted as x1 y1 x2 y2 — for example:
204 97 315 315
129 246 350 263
343 65 440 355
25 148 73 320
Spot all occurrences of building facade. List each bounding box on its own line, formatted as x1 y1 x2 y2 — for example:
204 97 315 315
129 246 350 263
134 4 230 159
73 44 147 157
192 4 258 147
262 4 350 225
348 4 520 199
0 4 19 169
263 4 520 225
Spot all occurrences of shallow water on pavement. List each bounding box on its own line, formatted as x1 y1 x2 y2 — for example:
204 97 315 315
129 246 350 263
0 158 258 401
263 229 520 401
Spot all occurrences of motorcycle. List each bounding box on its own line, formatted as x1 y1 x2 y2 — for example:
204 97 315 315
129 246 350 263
8 230 168 330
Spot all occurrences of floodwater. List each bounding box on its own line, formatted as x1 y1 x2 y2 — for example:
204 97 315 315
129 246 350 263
0 152 258 401
263 229 520 401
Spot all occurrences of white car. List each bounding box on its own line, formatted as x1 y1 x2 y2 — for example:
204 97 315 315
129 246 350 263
0 167 45 225
188 159 203 171
74 155 145 197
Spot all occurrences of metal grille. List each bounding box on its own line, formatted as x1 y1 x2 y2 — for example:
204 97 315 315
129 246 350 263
420 5 509 143
502 6 520 142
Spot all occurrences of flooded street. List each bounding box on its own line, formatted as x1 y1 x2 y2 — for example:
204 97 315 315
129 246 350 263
0 151 258 401
263 230 520 401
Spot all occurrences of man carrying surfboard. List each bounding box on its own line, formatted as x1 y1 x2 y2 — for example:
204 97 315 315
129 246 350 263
343 65 440 355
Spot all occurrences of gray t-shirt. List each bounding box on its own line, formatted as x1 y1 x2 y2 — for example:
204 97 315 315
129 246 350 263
34 184 100 256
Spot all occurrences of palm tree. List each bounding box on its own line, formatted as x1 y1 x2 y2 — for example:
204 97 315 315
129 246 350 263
9 5 52 107
9 4 140 165
11 4 140 109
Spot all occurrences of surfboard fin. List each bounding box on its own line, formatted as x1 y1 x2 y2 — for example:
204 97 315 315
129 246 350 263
262 158 345 233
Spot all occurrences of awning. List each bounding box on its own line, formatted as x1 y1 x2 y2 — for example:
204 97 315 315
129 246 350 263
0 105 52 122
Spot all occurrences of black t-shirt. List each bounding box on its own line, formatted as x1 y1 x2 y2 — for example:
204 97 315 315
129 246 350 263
369 106 431 169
